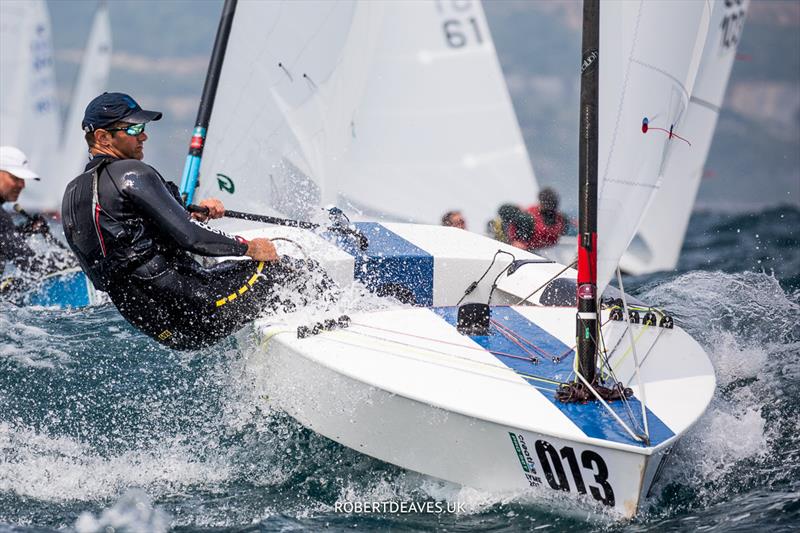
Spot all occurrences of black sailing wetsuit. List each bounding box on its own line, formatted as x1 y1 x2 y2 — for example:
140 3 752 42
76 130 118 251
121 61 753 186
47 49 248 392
0 207 37 276
61 155 322 350
1 206 74 299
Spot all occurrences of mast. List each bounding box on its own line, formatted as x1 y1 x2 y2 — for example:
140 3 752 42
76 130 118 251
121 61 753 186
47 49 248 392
179 0 238 204
576 0 599 384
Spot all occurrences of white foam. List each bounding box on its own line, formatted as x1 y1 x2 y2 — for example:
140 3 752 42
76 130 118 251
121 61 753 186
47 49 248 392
0 422 231 501
639 271 798 501
0 309 70 367
74 489 171 533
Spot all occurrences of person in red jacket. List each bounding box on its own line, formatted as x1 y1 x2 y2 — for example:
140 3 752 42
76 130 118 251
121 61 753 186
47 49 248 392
525 187 570 249
495 188 571 251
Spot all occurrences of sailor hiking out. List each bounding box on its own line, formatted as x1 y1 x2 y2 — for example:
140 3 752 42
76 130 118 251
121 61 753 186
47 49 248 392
62 92 331 350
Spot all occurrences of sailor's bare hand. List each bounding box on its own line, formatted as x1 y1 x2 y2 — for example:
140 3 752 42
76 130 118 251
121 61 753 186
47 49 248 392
192 198 225 221
245 238 279 262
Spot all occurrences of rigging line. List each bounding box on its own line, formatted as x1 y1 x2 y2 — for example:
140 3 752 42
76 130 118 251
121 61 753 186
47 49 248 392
270 237 308 260
596 317 650 432
616 267 649 440
351 319 543 359
562 314 615 384
584 314 642 432
490 319 562 363
457 249 516 307
574 367 647 444
258 327 294 349
609 321 651 373
514 260 578 306
597 312 611 380
622 327 664 388
595 316 643 435
568 277 642 435
491 322 542 363
487 258 515 305
348 321 562 381
325 328 564 388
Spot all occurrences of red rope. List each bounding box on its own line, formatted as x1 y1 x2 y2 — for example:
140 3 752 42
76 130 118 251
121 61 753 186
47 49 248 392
646 126 692 146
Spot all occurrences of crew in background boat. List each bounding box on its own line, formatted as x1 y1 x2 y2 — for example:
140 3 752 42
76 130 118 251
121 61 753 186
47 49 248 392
488 188 572 251
487 203 533 247
524 187 571 249
441 210 466 230
61 92 332 350
0 146 74 298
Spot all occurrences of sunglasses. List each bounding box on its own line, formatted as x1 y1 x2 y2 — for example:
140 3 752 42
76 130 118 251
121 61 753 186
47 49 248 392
104 123 146 136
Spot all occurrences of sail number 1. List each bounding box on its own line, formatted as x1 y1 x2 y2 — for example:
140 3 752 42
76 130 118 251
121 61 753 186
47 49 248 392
510 433 616 506
435 0 484 49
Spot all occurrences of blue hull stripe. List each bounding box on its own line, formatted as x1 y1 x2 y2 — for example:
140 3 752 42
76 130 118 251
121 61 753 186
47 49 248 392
329 222 434 306
434 306 674 447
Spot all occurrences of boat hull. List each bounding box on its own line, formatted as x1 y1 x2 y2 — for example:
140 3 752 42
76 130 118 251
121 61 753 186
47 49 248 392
250 332 672 518
227 223 712 518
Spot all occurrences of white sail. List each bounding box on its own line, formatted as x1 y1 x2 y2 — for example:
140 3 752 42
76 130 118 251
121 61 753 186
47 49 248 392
195 0 537 230
597 0 711 292
57 1 113 189
334 0 537 227
196 0 381 223
619 0 748 275
0 0 60 209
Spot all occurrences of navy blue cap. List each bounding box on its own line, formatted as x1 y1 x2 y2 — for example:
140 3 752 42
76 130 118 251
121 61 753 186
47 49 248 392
82 92 162 132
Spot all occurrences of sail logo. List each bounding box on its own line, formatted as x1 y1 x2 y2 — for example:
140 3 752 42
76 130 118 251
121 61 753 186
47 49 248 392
581 49 598 74
217 173 235 194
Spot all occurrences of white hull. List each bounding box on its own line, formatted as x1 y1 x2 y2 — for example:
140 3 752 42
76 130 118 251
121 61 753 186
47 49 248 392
228 223 714 518
251 328 675 517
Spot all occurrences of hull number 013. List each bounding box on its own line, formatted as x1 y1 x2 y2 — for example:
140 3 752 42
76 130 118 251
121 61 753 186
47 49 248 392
510 433 616 506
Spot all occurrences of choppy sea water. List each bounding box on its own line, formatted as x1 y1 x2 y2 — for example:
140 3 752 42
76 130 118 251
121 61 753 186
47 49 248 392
1 205 798 532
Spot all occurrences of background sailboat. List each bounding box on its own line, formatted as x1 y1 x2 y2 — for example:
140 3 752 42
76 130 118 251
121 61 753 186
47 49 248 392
620 0 749 275
56 1 113 194
0 0 111 213
0 0 61 197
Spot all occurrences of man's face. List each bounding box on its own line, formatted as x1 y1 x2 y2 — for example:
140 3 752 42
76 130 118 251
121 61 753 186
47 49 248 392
0 170 25 203
97 123 148 160
448 213 466 229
